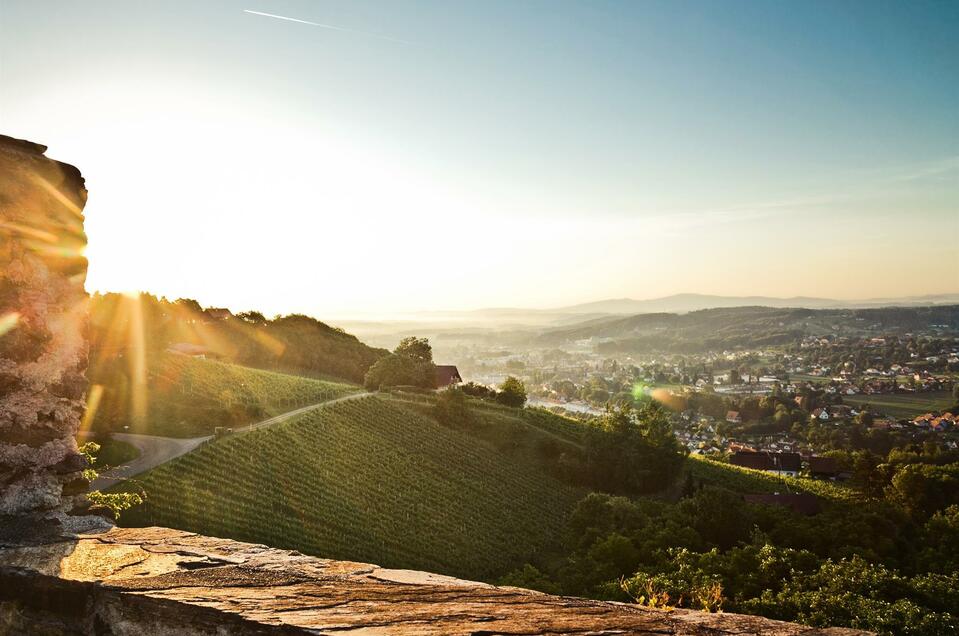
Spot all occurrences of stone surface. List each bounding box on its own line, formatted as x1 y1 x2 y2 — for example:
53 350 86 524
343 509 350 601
0 526 872 635
0 134 107 541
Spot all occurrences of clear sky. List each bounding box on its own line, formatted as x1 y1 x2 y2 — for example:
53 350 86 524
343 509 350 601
2 0 957 317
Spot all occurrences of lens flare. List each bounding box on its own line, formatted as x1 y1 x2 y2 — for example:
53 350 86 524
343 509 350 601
80 384 105 433
0 312 20 337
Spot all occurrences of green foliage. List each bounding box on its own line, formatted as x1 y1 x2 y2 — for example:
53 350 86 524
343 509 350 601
886 463 959 520
433 386 472 427
87 490 145 521
582 402 686 495
90 353 358 437
394 336 433 364
499 564 562 595
363 353 435 390
497 376 528 408
78 441 144 520
87 437 140 468
114 396 581 580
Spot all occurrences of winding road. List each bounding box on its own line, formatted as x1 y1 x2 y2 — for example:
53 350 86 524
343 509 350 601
89 392 371 491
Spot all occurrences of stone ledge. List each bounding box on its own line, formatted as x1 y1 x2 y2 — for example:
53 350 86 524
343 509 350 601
0 526 871 635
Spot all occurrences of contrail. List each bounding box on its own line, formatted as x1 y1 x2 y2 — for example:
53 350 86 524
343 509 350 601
243 9 413 45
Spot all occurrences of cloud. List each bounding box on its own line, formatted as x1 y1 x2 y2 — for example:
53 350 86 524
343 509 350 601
243 9 414 45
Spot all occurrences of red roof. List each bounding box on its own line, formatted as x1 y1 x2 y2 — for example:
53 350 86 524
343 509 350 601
808 456 840 476
434 365 463 388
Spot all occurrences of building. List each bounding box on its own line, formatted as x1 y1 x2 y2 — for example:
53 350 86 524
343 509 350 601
807 456 846 480
726 410 742 424
434 365 463 389
730 451 802 477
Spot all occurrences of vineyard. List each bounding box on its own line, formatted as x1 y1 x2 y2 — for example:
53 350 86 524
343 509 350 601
686 454 859 504
91 354 359 437
115 395 584 580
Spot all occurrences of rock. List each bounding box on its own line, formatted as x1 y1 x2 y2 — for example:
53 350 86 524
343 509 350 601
0 134 103 534
0 526 873 635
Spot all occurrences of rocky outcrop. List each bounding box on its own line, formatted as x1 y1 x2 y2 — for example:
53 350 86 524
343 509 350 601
0 135 106 541
0 526 871 635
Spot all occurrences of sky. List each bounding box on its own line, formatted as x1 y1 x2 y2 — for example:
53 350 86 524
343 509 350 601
1 0 957 318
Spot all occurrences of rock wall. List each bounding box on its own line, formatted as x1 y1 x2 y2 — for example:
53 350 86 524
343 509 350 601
0 135 104 541
0 526 871 635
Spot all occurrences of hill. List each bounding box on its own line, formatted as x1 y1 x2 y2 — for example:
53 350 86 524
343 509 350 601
89 353 359 437
555 292 959 315
89 293 388 383
538 305 959 352
114 395 585 580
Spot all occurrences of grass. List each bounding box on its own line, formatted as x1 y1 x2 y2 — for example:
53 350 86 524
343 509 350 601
92 353 360 437
114 395 584 581
686 454 859 504
843 390 955 419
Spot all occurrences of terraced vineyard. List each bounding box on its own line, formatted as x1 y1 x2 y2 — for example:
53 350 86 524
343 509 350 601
116 395 584 580
91 354 359 437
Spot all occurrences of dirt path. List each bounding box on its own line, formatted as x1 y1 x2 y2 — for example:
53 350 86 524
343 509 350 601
89 392 372 490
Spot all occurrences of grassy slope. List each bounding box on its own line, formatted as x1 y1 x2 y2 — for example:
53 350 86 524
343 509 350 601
116 395 584 580
686 454 858 504
93 354 359 437
843 390 955 419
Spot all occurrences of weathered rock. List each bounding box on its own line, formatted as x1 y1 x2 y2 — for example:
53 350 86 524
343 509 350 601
0 526 872 635
0 134 105 539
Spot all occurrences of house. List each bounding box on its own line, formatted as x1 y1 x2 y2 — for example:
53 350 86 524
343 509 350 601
811 408 830 421
726 410 742 424
730 451 802 477
743 493 820 516
807 456 844 480
204 308 233 321
828 404 853 419
434 365 463 389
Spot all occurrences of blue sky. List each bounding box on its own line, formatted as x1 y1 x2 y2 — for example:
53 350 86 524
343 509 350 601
1 1 956 315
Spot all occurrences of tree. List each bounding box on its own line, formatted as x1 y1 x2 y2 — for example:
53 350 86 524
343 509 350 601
236 310 267 325
395 337 433 364
433 386 471 427
497 376 528 407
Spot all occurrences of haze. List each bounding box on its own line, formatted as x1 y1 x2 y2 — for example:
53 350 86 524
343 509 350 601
1 0 956 318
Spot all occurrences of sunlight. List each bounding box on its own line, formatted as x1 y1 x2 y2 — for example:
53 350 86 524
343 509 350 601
0 312 20 337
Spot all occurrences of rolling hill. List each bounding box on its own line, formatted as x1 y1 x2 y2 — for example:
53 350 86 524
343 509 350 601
537 305 959 352
89 353 359 437
114 395 586 580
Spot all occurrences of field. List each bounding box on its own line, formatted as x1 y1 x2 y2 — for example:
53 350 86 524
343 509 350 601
686 454 859 504
115 395 584 580
91 354 360 437
843 390 955 419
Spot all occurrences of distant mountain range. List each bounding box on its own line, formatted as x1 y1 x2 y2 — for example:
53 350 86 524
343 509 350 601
552 293 959 315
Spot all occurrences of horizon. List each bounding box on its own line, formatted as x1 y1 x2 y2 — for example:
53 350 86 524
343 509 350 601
90 287 959 323
2 0 957 316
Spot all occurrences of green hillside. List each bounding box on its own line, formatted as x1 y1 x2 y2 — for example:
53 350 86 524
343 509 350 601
685 454 858 504
115 395 584 580
90 353 359 437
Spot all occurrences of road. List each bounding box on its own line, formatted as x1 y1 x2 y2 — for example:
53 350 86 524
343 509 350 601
89 391 371 490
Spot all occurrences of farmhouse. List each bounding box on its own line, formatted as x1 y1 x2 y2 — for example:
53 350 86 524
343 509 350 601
434 365 463 389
